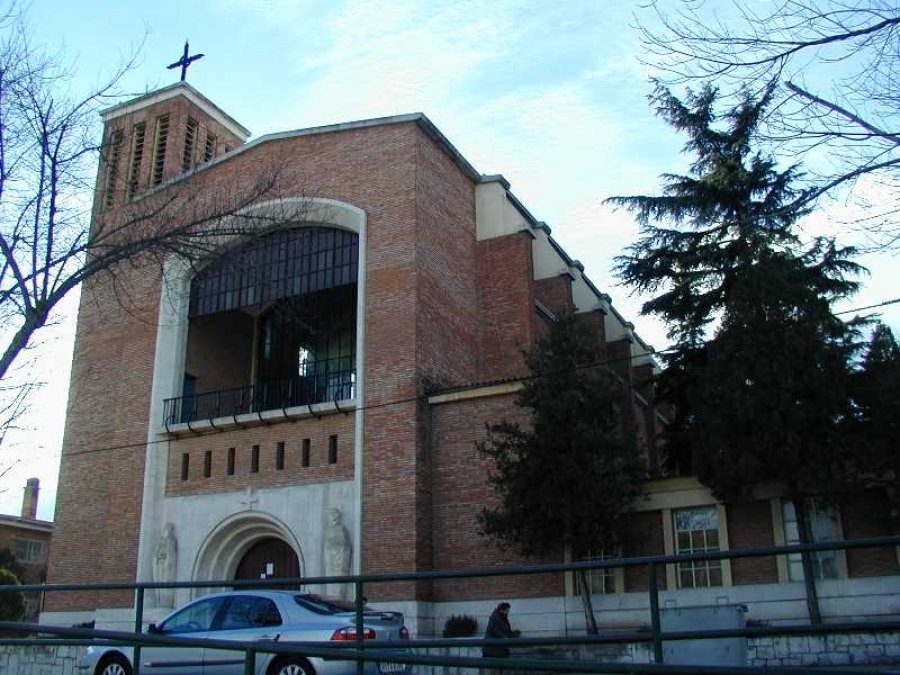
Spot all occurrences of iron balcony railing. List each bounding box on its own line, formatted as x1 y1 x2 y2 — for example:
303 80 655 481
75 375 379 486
3 536 900 675
163 370 355 426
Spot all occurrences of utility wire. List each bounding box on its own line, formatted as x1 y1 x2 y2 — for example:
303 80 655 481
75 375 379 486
57 295 898 459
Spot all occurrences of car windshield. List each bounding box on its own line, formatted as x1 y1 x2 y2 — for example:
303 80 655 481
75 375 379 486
293 594 368 614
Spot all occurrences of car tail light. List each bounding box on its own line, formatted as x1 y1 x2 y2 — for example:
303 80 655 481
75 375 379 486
331 626 376 641
399 626 409 640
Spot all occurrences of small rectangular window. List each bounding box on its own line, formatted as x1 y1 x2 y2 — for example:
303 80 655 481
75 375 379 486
180 453 190 481
103 129 124 209
151 114 170 186
16 539 45 564
251 444 260 473
328 435 338 465
674 506 722 588
203 131 217 162
227 447 235 476
126 122 146 198
203 450 212 478
276 441 285 470
182 117 199 172
302 439 310 467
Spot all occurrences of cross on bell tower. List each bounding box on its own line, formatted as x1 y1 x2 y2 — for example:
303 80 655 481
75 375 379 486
167 41 204 82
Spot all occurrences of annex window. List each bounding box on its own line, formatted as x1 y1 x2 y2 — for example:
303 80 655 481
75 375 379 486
783 500 840 581
203 131 217 162
227 448 235 476
674 506 722 588
251 445 260 473
126 122 146 198
182 117 199 172
180 453 190 481
102 129 124 209
16 538 45 564
276 441 285 470
203 450 212 478
577 549 617 595
151 113 170 186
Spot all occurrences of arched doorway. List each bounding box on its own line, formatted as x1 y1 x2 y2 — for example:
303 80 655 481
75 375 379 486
234 537 300 587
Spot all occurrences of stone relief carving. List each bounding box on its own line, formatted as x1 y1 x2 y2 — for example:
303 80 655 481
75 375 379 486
323 507 352 599
153 522 178 608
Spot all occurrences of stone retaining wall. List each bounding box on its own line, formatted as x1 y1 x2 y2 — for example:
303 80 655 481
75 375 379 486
0 644 80 675
747 633 900 667
3 634 900 673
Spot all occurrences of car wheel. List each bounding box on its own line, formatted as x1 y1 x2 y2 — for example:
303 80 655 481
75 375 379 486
269 657 313 675
96 654 132 675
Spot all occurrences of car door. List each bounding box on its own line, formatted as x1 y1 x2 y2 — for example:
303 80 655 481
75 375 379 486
202 595 284 675
141 596 226 675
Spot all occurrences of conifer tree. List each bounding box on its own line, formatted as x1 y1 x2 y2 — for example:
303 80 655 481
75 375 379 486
478 310 646 633
607 84 864 623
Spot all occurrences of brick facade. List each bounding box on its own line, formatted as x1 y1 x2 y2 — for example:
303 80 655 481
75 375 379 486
45 83 899 625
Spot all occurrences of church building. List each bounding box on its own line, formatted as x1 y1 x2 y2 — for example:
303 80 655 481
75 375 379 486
43 82 899 635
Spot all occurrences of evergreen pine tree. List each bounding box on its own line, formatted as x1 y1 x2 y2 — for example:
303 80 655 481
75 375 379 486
607 83 864 623
478 310 647 633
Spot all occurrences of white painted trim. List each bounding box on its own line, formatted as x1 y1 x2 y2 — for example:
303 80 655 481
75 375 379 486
427 381 523 405
160 399 357 436
190 510 306 598
101 82 250 140
137 197 367 591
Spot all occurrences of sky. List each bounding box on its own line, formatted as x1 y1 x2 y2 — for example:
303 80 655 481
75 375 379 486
0 0 897 520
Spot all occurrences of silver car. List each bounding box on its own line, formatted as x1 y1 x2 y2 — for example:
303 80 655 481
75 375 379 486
78 591 412 675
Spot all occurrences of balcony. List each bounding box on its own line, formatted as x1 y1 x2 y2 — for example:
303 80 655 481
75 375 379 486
163 371 355 428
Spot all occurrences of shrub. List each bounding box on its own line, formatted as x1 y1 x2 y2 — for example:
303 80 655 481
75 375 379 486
0 567 26 622
442 614 478 638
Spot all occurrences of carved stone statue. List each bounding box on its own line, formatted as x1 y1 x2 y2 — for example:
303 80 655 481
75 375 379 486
323 508 352 599
153 522 178 607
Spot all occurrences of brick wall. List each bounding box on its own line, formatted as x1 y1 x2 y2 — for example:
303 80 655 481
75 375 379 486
165 414 354 496
842 491 900 578
623 511 666 592
476 233 534 383
727 500 778 584
185 310 255 392
532 275 572 315
429 392 564 601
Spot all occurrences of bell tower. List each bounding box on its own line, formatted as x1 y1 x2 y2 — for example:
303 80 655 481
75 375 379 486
96 82 250 212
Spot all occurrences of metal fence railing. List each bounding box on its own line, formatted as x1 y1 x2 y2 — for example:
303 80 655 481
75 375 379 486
3 536 900 675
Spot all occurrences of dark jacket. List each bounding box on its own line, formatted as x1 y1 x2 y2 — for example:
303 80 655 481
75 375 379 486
482 609 513 658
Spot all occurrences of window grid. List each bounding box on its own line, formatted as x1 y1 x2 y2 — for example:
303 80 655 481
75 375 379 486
190 227 358 317
674 507 722 589
577 550 616 595
126 122 146 198
103 129 123 209
16 539 45 564
151 114 170 186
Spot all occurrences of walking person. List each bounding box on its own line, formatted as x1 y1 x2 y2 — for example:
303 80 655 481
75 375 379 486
482 602 519 675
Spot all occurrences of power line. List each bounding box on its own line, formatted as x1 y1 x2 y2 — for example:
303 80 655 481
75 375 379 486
57 295 898 459
835 297 900 315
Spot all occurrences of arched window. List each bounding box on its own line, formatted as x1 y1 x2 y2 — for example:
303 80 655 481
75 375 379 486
168 226 358 424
